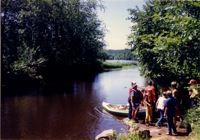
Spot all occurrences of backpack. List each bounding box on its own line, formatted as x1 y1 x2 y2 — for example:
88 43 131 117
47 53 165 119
132 89 143 103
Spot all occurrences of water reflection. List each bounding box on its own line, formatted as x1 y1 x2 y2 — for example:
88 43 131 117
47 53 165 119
97 67 145 104
1 67 145 139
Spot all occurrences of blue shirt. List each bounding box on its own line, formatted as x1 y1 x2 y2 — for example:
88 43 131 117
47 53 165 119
165 96 177 116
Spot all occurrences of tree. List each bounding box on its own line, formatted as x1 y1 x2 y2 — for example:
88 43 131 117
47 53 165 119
128 0 200 86
2 0 106 84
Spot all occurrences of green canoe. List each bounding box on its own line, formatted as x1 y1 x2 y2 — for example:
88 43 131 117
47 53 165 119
102 101 146 117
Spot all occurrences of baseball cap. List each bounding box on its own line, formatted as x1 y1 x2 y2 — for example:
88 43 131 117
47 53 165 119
188 79 197 84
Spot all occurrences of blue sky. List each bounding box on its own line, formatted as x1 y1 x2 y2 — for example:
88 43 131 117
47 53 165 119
97 0 146 50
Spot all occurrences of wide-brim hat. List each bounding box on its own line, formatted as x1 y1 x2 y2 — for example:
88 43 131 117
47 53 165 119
131 81 136 84
132 84 137 88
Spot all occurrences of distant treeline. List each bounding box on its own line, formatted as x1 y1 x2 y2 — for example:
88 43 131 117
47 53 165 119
105 49 136 60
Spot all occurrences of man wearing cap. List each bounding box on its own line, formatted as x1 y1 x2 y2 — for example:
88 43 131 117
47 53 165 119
188 79 199 107
131 84 143 122
164 90 178 135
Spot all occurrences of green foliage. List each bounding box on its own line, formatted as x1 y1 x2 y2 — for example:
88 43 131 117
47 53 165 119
106 49 136 60
185 97 200 140
127 0 200 86
11 43 46 79
2 0 106 83
102 61 137 70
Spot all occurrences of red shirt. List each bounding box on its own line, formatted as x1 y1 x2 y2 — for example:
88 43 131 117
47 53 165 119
145 92 156 103
145 85 155 95
145 85 156 102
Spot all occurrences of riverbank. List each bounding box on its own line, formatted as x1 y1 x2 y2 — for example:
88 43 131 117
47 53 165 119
122 118 190 140
96 117 191 140
2 60 137 87
102 60 137 71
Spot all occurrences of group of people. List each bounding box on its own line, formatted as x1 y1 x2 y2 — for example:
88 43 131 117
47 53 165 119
128 79 199 135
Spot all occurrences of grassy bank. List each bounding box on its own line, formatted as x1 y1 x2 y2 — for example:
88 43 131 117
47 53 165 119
102 61 138 70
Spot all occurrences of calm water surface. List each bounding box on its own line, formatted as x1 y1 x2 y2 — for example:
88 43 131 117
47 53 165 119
2 66 145 139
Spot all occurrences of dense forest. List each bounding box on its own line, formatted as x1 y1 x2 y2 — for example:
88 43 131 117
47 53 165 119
2 0 199 87
2 0 108 84
128 0 200 87
105 49 136 60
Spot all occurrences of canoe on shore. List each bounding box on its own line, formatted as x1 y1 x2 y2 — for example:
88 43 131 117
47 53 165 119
102 101 146 117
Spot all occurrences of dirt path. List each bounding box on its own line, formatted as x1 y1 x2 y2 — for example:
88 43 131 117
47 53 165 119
122 118 190 140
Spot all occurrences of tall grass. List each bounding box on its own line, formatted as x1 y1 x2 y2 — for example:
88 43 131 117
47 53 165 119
102 61 137 70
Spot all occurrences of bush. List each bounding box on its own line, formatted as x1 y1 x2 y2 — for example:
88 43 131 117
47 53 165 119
185 97 200 140
110 129 150 140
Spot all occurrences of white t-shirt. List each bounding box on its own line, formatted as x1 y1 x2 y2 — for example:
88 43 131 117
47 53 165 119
157 96 167 110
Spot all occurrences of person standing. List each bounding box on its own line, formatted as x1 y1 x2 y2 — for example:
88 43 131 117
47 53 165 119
145 80 157 120
171 81 183 127
128 81 136 119
188 79 199 107
156 92 167 127
144 89 155 126
171 81 182 105
145 80 156 96
131 84 143 122
164 90 178 135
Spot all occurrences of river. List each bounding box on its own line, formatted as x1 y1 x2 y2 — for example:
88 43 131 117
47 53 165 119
1 65 146 139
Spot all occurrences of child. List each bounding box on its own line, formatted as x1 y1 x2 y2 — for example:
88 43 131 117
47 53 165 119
156 92 167 127
164 90 178 135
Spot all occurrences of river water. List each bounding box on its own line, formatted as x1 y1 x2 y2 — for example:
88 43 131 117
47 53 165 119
1 66 145 139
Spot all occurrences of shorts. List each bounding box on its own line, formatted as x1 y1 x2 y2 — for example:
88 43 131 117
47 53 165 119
134 103 140 110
